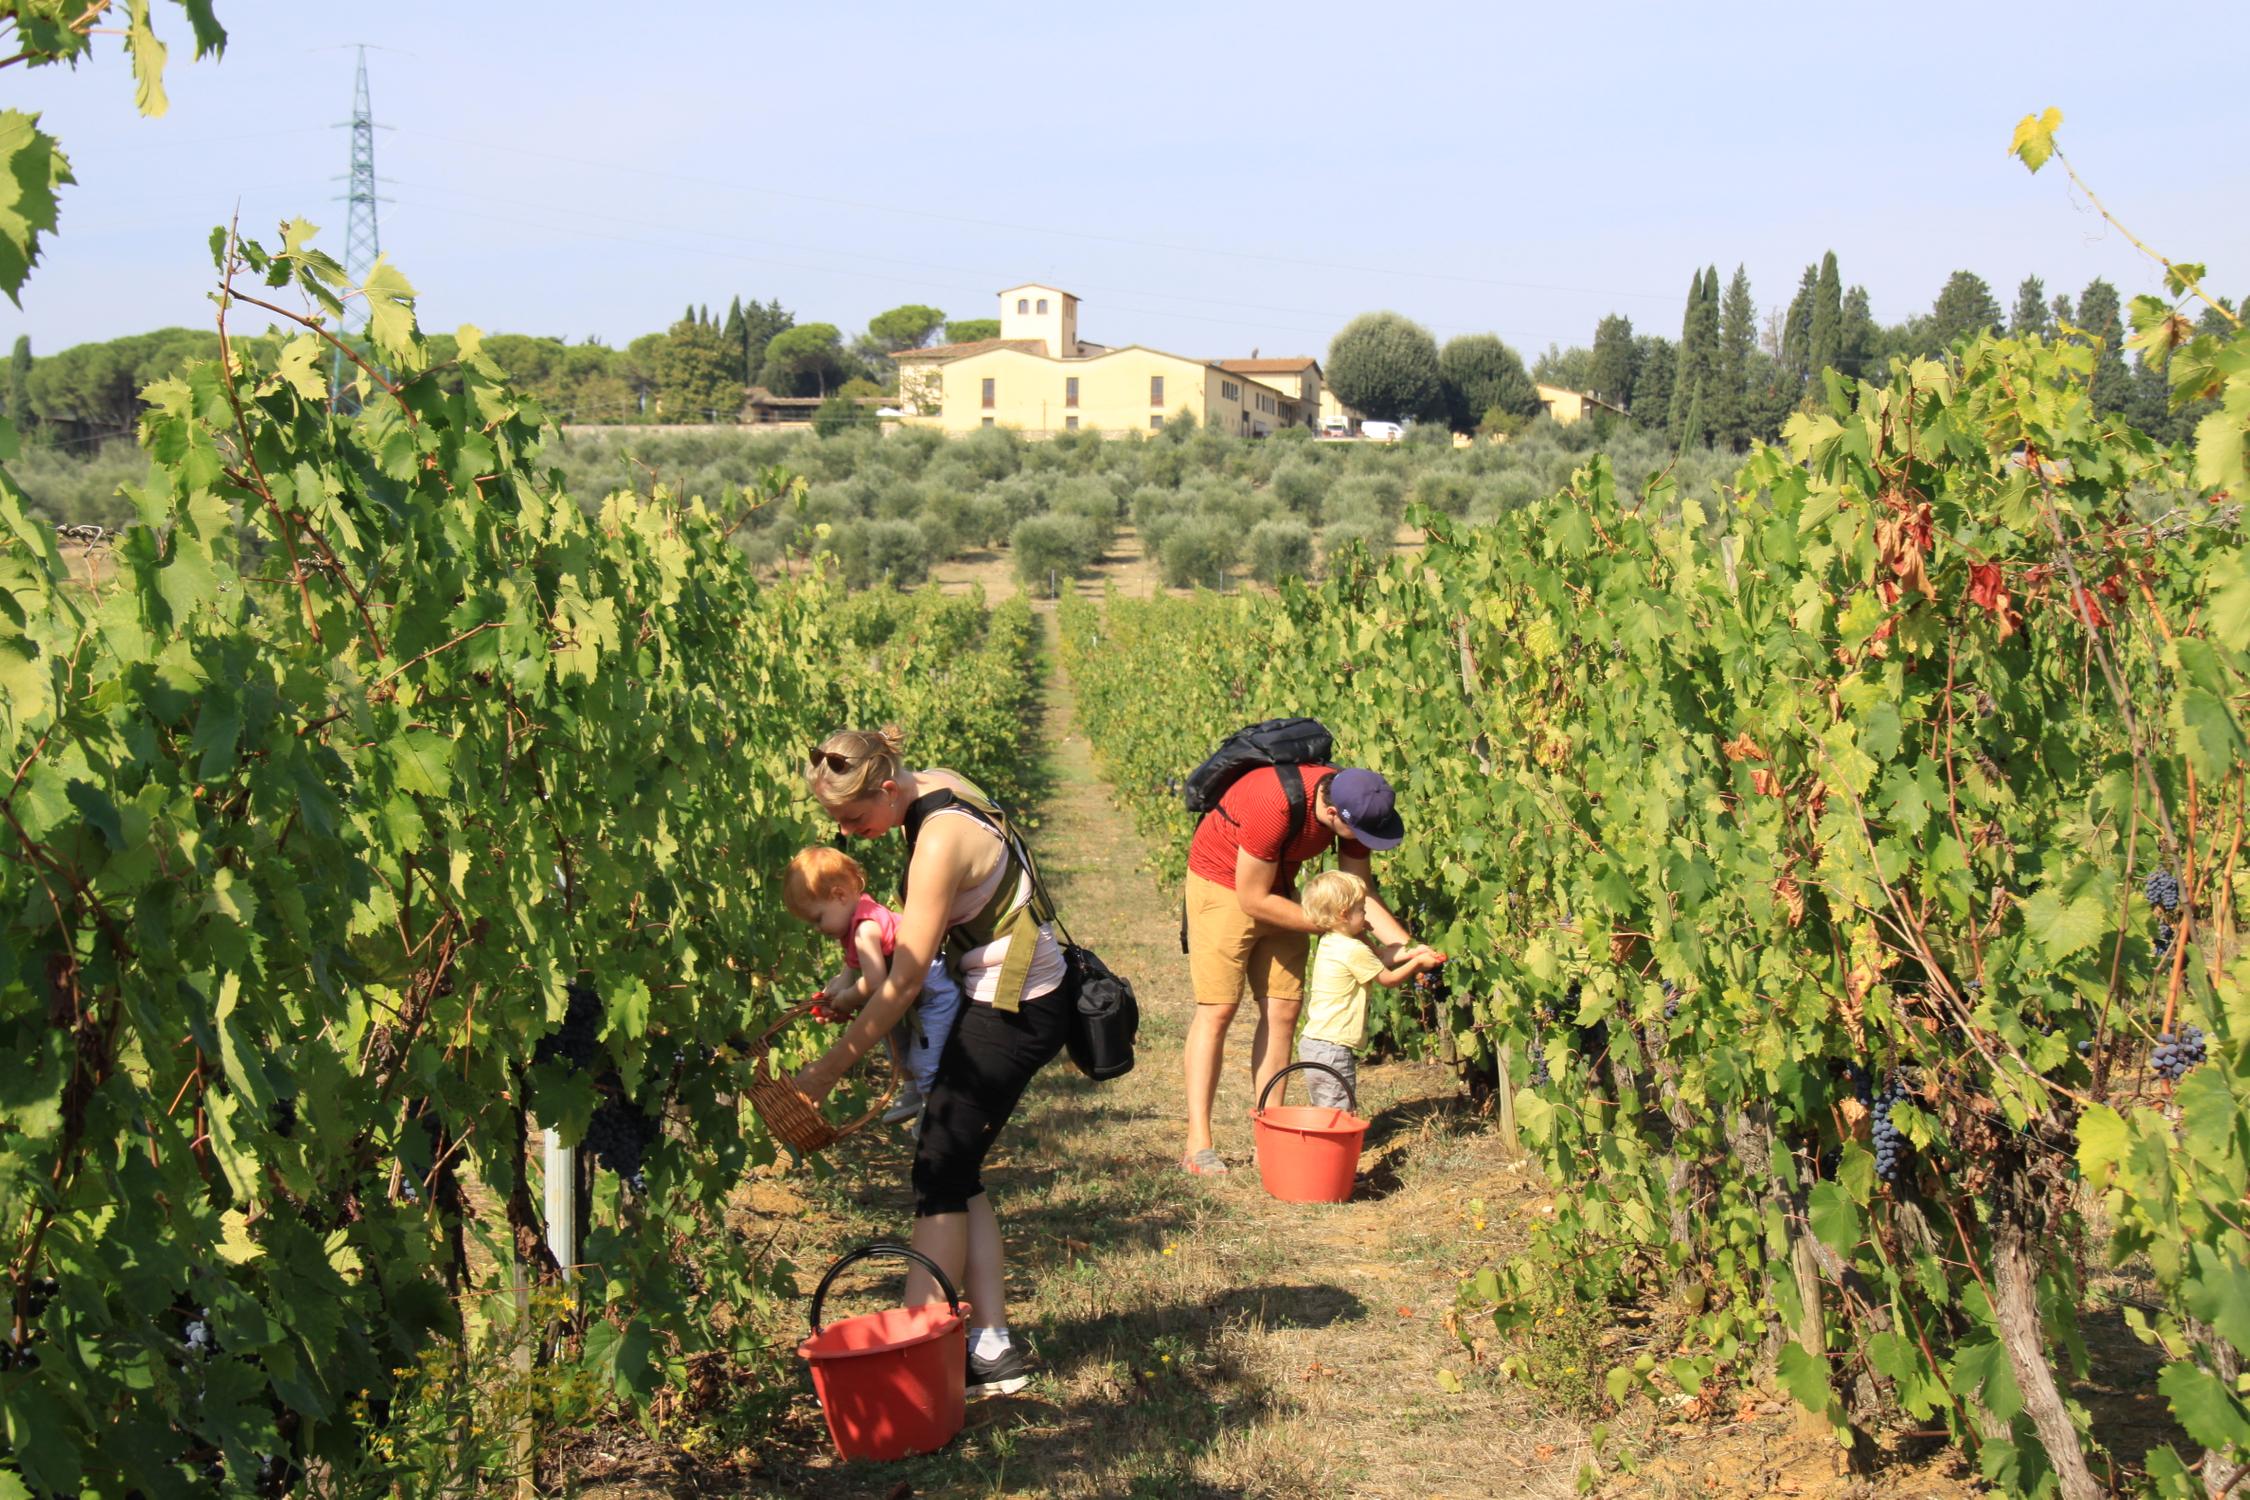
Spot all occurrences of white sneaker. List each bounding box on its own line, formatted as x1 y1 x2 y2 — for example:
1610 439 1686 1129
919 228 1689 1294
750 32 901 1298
882 1082 924 1126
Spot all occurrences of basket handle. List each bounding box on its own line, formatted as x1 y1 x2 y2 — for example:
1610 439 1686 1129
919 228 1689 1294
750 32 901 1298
752 999 904 1136
1258 1059 1355 1113
808 1243 962 1333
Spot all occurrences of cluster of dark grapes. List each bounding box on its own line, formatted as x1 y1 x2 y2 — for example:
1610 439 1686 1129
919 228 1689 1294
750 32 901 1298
585 1095 661 1196
533 983 605 1072
269 1096 297 1138
2154 922 2176 965
253 1451 300 1496
2144 870 2182 912
1870 1077 1912 1185
2152 1025 2207 1082
2 1276 57 1369
1661 981 1680 1020
1528 1032 1551 1087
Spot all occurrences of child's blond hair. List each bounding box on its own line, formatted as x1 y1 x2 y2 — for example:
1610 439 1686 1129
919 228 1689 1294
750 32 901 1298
1301 869 1368 932
783 845 867 920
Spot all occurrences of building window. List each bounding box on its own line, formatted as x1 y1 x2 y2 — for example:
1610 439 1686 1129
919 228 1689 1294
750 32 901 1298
1150 375 1164 406
982 377 995 409
1150 414 1164 430
1016 297 1029 314
1036 298 1048 314
1066 376 1079 407
1222 379 1239 401
982 417 995 428
1065 415 1079 431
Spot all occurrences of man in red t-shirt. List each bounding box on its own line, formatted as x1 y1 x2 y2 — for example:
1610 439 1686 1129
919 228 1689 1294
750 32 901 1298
1180 765 1421 1174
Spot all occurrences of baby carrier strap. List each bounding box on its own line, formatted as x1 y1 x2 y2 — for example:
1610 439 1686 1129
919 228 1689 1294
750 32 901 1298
901 778 1058 1013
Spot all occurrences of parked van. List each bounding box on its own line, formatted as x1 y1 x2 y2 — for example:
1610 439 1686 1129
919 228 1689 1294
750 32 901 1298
1359 420 1404 443
1319 414 1354 438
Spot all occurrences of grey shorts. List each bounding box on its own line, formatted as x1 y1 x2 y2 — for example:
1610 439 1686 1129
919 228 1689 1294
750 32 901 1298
1294 1037 1358 1111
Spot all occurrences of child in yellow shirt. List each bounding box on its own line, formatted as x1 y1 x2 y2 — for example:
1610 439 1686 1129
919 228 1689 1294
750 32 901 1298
1295 870 1445 1109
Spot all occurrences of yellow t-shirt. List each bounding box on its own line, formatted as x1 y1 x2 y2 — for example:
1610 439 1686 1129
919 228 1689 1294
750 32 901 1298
1301 933 1384 1049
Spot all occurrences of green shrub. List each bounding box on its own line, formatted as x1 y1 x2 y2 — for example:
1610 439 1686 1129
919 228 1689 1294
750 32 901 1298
1247 518 1314 584
1050 475 1120 543
1323 472 1404 526
1270 460 1323 517
1011 513 1105 591
860 518 931 586
1320 517 1393 569
1159 517 1239 589
1410 467 1476 517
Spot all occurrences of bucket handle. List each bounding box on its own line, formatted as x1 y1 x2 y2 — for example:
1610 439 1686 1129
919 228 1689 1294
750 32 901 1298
808 1243 963 1334
1257 1059 1356 1113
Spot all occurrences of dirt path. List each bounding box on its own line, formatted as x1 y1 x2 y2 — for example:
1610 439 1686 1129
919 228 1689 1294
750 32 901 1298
729 613 1583 1499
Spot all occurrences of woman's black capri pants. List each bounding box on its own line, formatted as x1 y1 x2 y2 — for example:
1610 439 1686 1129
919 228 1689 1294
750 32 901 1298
911 978 1072 1217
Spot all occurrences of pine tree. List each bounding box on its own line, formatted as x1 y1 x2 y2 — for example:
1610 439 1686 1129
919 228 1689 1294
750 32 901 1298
2051 292 2074 329
1716 264 1757 451
2010 276 2051 338
5 336 30 434
1808 251 1843 380
1929 271 2004 350
2075 278 2131 417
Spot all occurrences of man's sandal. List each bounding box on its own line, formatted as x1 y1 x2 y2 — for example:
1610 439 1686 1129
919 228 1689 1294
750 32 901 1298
1180 1148 1229 1176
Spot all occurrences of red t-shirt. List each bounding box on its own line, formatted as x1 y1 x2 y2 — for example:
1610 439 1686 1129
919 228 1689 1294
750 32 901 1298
1186 765 1369 890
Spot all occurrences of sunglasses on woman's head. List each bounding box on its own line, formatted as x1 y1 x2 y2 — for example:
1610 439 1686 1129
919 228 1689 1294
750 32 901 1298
809 748 853 774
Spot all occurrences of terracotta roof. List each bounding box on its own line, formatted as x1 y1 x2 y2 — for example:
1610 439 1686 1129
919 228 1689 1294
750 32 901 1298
742 386 825 408
742 387 886 408
1218 357 1320 374
890 337 1046 363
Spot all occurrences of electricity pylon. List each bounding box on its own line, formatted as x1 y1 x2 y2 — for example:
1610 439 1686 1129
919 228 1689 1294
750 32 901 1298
329 45 388 405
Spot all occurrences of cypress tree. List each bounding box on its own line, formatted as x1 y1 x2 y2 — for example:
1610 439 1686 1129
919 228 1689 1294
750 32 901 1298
2076 277 2131 416
2010 276 2051 338
2051 292 2074 329
1716 264 1757 451
722 297 747 381
1808 251 1842 380
1839 286 1877 381
1669 268 1721 448
682 304 696 329
1781 264 1817 386
5 336 30 434
1588 314 1637 409
1630 334 1674 432
1667 269 1702 444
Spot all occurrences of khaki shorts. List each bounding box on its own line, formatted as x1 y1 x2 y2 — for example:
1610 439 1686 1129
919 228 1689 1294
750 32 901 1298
1185 872 1308 1008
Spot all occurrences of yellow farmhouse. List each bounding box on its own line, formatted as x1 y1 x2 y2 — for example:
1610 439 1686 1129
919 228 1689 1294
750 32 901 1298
892 283 1323 438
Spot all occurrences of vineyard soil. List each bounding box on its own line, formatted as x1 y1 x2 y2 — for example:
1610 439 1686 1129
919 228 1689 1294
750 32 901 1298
554 613 1980 1500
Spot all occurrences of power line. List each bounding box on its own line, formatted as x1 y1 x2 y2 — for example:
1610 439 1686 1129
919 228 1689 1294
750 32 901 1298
388 126 1682 307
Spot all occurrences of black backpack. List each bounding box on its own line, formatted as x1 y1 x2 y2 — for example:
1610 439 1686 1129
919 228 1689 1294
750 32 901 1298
1185 716 1334 826
1178 718 1335 951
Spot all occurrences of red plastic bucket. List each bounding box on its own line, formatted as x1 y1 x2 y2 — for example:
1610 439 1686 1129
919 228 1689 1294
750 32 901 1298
796 1244 969 1462
1252 1060 1367 1203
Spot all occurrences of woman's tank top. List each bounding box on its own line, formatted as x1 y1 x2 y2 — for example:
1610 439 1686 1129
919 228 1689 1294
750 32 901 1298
922 801 1067 1007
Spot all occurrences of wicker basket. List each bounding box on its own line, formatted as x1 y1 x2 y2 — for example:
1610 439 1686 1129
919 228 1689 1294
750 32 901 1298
746 1000 898 1155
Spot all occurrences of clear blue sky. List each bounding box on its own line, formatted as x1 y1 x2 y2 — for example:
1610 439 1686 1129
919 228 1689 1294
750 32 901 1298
8 1 2247 363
